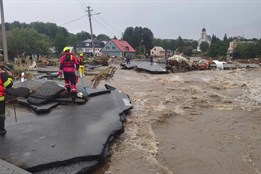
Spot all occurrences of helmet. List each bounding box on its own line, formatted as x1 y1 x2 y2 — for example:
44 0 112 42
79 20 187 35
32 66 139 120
63 47 70 53
4 64 11 71
79 53 83 57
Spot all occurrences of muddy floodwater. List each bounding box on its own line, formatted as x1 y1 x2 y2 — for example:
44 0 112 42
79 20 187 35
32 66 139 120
96 65 261 174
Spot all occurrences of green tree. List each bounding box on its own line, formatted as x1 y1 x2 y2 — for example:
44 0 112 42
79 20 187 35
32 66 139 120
189 40 198 49
30 22 59 40
211 34 220 44
7 28 51 56
207 41 227 58
96 34 110 41
123 26 154 54
54 32 67 54
76 31 91 41
176 36 185 50
234 43 257 59
255 39 261 57
182 46 193 56
66 33 77 48
223 34 228 42
153 38 163 47
200 41 209 53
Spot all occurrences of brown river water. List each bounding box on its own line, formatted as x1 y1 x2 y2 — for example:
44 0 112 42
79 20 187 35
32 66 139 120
96 65 261 174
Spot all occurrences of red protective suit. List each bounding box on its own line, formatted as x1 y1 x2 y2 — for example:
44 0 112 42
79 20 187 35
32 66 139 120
59 52 79 98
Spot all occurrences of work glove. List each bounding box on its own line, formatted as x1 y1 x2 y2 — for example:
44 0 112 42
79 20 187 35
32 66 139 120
58 71 63 78
6 70 12 77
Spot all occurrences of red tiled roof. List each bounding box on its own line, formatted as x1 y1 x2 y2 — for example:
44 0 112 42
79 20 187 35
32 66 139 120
111 39 136 52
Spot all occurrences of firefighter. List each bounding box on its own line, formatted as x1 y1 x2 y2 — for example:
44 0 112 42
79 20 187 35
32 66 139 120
59 47 79 101
0 63 13 135
78 53 85 77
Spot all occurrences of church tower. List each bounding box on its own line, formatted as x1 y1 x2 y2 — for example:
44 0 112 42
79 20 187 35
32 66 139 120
197 27 211 52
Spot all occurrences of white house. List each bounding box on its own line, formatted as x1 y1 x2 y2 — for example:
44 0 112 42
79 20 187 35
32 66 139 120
150 46 165 57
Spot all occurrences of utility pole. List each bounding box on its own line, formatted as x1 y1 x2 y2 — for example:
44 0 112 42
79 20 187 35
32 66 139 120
86 6 100 57
0 0 8 63
87 6 95 57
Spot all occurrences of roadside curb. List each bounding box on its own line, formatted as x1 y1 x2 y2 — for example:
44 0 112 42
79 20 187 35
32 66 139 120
0 159 31 174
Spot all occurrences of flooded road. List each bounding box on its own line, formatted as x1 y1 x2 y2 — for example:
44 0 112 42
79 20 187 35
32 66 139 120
97 65 261 174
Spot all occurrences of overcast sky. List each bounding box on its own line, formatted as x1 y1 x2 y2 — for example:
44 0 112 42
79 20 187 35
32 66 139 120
3 0 261 40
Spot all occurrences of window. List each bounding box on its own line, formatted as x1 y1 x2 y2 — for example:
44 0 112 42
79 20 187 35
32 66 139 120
106 46 110 49
125 46 129 51
112 46 116 49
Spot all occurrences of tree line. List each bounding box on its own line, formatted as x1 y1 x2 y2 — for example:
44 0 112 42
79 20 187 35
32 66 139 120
1 21 110 58
1 21 260 59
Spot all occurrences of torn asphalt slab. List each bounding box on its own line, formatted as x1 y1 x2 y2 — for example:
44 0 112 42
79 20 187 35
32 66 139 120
136 61 168 74
121 60 168 74
1 85 132 173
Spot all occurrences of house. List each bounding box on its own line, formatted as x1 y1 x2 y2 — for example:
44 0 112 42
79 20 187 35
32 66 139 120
76 39 106 56
101 39 136 58
197 27 212 52
150 46 165 57
227 36 256 58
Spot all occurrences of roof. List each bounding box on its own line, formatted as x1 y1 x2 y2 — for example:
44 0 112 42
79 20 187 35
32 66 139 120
111 39 136 52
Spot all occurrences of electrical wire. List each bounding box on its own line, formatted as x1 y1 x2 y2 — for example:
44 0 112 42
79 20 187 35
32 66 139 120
61 0 123 37
60 14 88 26
92 15 121 37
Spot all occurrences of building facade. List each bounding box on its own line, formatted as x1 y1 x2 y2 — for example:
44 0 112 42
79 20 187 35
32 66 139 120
76 39 106 56
150 46 165 57
101 39 136 58
227 36 256 58
197 27 212 52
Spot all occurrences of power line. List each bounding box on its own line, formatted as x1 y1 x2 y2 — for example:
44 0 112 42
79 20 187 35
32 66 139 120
62 0 122 38
94 14 123 34
60 14 88 26
92 15 122 37
82 0 122 37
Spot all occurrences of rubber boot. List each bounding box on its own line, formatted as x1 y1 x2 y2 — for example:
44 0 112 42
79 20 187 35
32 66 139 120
71 92 76 102
0 114 6 136
66 88 71 93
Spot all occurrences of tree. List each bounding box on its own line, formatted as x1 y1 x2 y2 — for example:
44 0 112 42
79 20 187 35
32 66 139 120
96 34 110 41
190 40 198 49
223 34 228 42
207 41 227 58
176 36 185 51
76 31 91 41
255 39 261 57
66 33 77 48
211 34 220 44
123 26 154 54
30 22 59 40
182 46 193 56
200 41 209 53
54 32 67 54
153 38 163 47
234 43 257 59
7 28 51 56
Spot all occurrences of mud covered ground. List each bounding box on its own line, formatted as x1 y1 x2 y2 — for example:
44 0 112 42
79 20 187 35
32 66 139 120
96 65 261 174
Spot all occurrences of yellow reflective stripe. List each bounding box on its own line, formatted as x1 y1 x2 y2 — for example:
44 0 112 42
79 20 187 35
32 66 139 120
0 96 4 101
3 77 13 87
